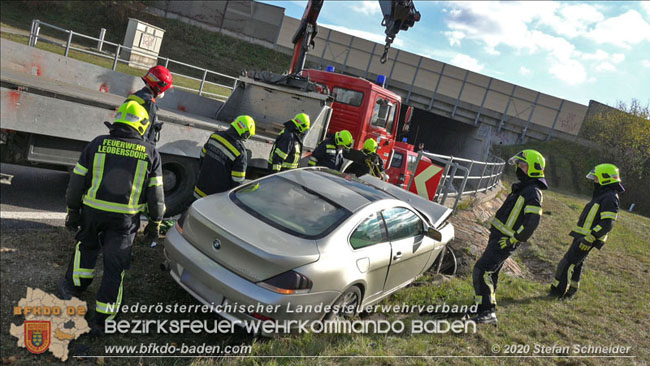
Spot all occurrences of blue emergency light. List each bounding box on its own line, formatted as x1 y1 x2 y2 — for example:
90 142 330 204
326 65 335 72
376 74 386 87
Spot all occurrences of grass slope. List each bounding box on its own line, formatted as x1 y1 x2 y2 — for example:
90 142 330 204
1 187 648 365
0 1 295 76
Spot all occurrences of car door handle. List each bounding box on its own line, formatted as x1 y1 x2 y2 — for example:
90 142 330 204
393 251 402 260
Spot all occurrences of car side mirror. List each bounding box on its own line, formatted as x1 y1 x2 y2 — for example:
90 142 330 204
426 227 442 241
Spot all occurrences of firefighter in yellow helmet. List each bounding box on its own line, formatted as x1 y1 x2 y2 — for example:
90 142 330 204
550 163 625 299
345 138 387 179
268 113 310 172
59 101 165 335
471 149 548 324
194 115 255 199
308 130 353 171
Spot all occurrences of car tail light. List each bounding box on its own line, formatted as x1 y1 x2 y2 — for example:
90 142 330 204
258 271 312 294
250 312 274 321
175 212 188 234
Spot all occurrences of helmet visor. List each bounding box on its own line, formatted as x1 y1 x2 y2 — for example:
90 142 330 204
508 152 526 166
586 169 597 181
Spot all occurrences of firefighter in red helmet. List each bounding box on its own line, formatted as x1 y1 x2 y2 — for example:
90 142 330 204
125 65 173 145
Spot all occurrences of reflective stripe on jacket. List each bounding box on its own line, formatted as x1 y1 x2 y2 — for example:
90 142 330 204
309 136 343 171
194 128 247 198
268 124 302 172
490 179 544 242
68 126 164 220
570 186 619 245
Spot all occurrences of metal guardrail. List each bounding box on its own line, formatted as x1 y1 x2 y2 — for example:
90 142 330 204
406 151 505 211
27 19 238 101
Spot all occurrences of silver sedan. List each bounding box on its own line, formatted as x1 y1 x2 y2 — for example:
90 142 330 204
163 167 454 324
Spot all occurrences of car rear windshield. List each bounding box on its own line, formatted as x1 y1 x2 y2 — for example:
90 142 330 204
231 176 352 239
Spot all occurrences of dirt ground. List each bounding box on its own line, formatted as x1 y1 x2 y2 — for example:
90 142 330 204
0 225 253 365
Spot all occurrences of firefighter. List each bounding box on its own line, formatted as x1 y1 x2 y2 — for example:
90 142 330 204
267 113 311 172
59 101 165 335
471 149 547 324
308 130 353 171
550 164 624 299
194 115 255 199
125 65 173 144
346 138 387 179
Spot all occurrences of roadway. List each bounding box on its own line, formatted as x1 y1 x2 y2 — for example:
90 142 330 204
0 163 68 230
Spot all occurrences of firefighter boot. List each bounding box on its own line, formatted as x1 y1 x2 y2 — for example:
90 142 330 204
549 284 564 298
471 310 498 326
58 278 82 301
562 286 579 300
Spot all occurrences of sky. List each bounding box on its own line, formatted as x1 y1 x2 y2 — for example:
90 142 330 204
261 1 650 106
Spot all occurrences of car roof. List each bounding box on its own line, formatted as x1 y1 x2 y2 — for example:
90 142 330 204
279 168 394 212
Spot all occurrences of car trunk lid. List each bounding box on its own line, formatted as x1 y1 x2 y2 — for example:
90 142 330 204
181 195 320 282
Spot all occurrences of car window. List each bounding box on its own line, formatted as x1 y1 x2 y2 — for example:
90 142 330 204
390 152 404 169
381 207 424 241
333 87 363 107
231 176 351 239
350 212 387 249
371 98 396 132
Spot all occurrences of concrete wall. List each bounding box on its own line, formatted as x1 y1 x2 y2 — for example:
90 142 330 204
149 0 285 48
275 15 588 139
145 1 592 160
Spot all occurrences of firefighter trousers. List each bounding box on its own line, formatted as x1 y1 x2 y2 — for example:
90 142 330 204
473 236 517 313
552 238 589 296
64 206 140 326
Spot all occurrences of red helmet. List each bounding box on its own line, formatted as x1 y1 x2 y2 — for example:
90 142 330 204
142 66 173 95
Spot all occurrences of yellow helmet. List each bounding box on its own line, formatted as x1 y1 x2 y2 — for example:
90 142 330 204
587 164 622 186
292 113 311 133
114 101 150 136
363 138 378 154
231 115 255 140
508 149 546 178
335 130 354 149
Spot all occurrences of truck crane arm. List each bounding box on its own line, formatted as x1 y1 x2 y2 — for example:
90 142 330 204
289 0 420 74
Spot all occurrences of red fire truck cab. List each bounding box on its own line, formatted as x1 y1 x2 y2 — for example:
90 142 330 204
301 69 401 163
386 141 431 189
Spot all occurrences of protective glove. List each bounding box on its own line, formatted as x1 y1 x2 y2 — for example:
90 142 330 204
498 236 519 250
578 238 593 251
142 221 161 246
65 208 82 233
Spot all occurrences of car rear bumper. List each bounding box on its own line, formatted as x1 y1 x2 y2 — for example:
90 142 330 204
163 227 341 324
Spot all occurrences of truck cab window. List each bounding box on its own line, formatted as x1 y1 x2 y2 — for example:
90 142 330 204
333 87 363 107
371 98 395 133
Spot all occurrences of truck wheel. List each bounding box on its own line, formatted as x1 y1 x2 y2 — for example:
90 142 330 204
161 154 198 217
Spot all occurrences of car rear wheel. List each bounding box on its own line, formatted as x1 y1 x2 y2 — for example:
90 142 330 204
325 286 362 321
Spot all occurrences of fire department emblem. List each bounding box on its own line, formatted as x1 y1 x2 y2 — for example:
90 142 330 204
25 321 51 354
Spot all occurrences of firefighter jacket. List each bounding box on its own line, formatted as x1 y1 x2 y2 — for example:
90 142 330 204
309 135 344 171
126 87 162 144
346 151 386 178
66 125 165 221
268 121 303 172
194 127 247 199
570 184 620 247
490 178 546 242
